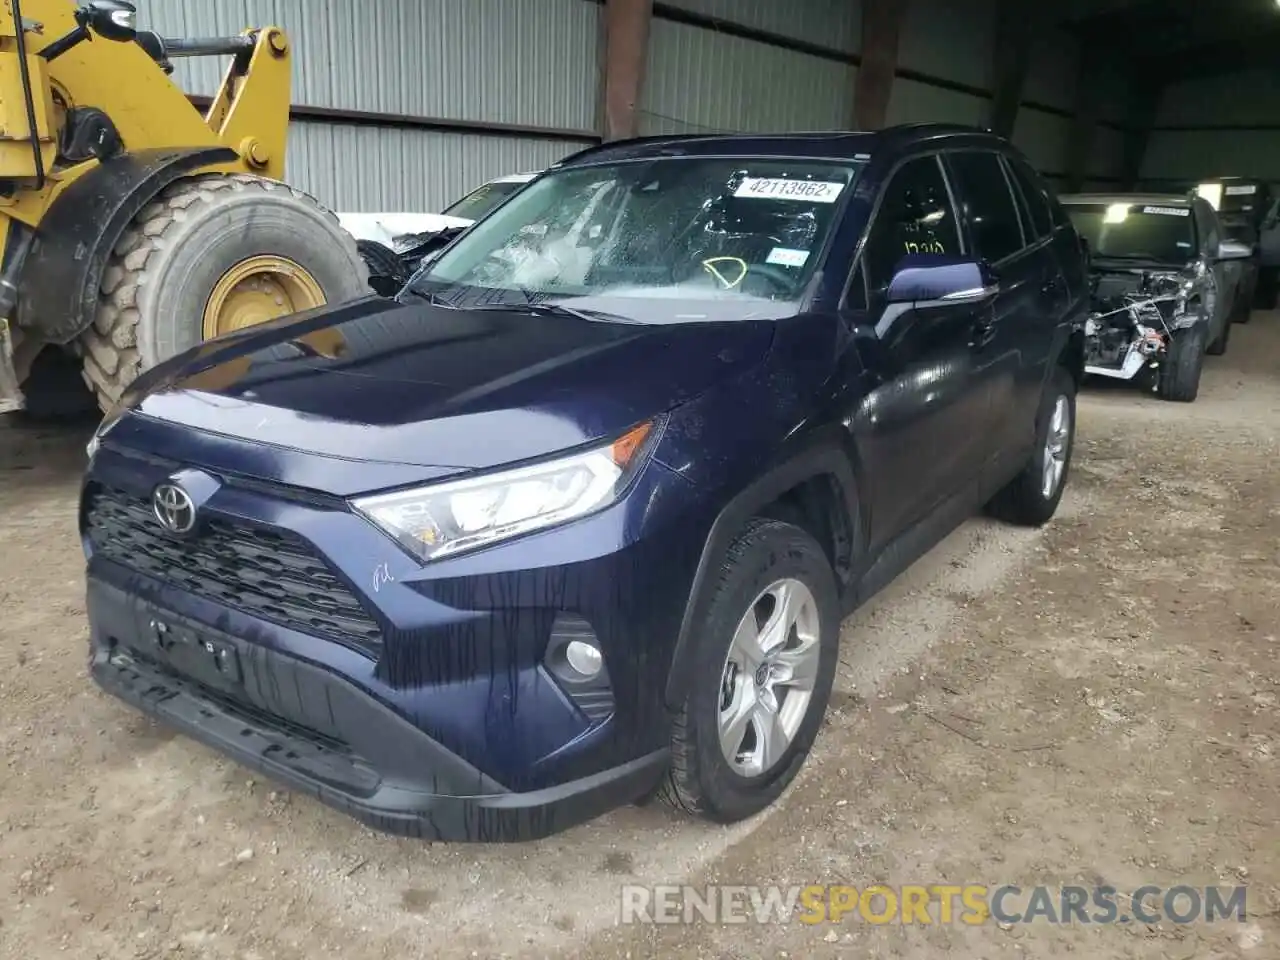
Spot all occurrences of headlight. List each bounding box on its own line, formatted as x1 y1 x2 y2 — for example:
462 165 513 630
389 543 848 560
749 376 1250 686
353 420 660 562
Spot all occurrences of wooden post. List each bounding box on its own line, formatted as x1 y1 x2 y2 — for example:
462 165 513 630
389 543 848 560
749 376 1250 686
987 0 1033 138
602 0 654 141
853 0 908 131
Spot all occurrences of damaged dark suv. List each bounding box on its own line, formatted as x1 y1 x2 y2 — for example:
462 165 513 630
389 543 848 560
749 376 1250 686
1061 193 1253 402
83 126 1085 841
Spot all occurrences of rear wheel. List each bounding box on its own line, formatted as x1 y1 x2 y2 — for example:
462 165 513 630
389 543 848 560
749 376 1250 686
78 173 369 409
986 365 1075 527
1157 325 1206 403
660 519 839 823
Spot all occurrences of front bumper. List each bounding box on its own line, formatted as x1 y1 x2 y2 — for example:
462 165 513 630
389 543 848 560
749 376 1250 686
88 578 667 841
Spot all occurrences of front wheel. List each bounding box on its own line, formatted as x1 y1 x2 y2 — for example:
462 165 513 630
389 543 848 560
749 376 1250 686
1157 325 1206 402
660 519 840 823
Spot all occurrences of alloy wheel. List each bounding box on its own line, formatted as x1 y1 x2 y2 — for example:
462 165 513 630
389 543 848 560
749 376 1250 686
717 577 822 778
1042 394 1070 499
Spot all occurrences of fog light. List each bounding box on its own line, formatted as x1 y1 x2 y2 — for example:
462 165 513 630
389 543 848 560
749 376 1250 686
565 640 603 678
545 612 614 724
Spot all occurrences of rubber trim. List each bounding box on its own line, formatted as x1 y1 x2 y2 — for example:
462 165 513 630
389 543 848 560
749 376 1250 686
664 443 860 708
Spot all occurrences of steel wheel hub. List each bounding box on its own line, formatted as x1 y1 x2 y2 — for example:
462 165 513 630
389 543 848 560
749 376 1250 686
718 577 821 778
202 255 326 339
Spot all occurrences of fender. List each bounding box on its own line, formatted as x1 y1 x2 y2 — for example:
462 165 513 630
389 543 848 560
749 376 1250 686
17 146 238 344
663 441 862 709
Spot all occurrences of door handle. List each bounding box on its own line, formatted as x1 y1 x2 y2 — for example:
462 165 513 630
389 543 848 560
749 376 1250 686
969 314 995 349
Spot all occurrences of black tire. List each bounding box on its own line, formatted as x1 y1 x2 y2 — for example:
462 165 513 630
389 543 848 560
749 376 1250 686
1207 314 1231 356
1231 282 1253 324
1254 267 1279 311
78 173 369 409
660 518 840 823
986 365 1076 527
356 239 408 297
1157 325 1206 402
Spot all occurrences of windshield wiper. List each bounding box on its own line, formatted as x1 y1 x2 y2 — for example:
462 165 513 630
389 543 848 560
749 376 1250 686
1095 252 1170 262
398 286 459 308
480 302 641 324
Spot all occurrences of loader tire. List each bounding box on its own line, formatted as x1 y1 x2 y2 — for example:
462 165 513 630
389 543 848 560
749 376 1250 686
78 173 369 409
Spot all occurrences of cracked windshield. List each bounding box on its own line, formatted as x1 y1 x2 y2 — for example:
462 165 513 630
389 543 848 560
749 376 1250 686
409 158 865 322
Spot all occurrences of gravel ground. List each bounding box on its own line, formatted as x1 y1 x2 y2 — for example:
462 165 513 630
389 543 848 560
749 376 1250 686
1 316 1277 960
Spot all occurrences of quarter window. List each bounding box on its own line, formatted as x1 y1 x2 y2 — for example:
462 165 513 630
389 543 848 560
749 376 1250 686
857 156 961 303
947 151 1025 262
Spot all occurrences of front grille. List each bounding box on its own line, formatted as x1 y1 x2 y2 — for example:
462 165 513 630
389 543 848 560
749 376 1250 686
85 485 383 657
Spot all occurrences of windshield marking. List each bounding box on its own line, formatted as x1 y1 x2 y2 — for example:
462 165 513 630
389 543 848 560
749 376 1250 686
733 177 845 203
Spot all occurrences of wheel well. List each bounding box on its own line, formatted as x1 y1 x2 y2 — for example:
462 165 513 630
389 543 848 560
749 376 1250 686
755 474 853 582
1060 329 1085 388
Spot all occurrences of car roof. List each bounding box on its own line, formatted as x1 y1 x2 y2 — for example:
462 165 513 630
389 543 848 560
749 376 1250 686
489 171 540 184
552 123 1009 167
1060 192 1193 207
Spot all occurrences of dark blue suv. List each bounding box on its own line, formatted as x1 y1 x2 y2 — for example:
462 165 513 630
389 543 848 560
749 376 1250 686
82 124 1087 841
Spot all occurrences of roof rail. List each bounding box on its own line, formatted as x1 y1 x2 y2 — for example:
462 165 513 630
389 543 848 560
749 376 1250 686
552 133 726 166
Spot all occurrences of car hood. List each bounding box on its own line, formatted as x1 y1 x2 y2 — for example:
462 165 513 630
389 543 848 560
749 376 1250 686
117 296 775 492
338 212 473 245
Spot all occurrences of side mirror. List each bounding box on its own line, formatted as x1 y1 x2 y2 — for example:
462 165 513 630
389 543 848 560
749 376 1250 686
1217 239 1254 261
84 0 138 42
885 254 998 305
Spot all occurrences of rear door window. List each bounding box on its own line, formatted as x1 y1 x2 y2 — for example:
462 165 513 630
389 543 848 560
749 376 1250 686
1004 156 1054 240
945 151 1026 262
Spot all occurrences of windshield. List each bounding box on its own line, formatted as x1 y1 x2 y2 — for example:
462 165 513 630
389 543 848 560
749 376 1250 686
442 179 530 221
407 157 863 322
1066 202 1196 263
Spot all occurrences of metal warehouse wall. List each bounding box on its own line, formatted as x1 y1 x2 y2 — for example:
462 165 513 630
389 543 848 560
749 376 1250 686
139 0 600 211
639 0 1131 188
141 0 1134 212
1141 70 1280 187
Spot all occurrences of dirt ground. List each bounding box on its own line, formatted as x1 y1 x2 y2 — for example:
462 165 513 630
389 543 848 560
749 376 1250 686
0 317 1276 960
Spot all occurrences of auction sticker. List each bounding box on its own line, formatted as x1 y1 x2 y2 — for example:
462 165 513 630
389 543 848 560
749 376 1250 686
734 177 845 203
1225 184 1257 196
1142 205 1189 216
766 247 810 267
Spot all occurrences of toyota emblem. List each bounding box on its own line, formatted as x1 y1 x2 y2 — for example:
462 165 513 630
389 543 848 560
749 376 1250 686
152 482 197 534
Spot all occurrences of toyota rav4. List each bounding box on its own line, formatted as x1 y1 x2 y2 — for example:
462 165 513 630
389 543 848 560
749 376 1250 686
82 124 1087 841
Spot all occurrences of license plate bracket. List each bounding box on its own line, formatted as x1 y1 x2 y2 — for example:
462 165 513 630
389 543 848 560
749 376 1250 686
141 616 243 687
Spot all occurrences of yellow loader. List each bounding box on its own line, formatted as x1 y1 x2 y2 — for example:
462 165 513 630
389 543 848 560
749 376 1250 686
0 0 368 416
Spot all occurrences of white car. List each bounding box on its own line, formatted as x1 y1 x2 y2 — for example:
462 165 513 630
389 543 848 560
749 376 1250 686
338 171 540 247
